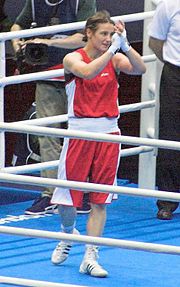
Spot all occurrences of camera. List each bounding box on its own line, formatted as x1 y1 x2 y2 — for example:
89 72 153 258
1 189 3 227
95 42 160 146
24 43 48 65
15 42 49 73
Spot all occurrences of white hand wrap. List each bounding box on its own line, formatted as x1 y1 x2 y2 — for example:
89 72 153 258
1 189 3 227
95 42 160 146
120 29 131 53
108 33 122 55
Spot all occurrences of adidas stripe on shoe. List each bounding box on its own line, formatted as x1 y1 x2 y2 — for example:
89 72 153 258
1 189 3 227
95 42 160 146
51 228 79 265
79 259 108 277
79 245 108 277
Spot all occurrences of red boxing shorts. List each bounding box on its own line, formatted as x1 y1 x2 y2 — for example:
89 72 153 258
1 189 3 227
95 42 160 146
51 132 120 207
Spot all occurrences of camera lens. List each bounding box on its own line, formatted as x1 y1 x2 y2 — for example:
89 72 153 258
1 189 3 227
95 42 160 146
30 47 43 61
24 43 48 65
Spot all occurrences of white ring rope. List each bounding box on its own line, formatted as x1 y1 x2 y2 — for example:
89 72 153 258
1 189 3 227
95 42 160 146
120 100 155 113
10 100 155 126
0 276 88 287
0 225 180 255
0 122 179 151
0 11 154 42
142 54 156 63
17 114 68 125
0 55 155 87
147 127 155 139
0 172 180 202
0 147 153 174
0 69 64 87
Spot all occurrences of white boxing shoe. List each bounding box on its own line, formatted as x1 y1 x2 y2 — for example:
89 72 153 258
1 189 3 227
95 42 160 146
51 228 79 265
79 246 108 277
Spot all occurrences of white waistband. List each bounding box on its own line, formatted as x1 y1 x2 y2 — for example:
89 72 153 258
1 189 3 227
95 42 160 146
68 117 119 133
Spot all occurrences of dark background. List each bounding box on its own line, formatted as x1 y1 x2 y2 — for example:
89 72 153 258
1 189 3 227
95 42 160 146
3 0 144 183
4 0 144 42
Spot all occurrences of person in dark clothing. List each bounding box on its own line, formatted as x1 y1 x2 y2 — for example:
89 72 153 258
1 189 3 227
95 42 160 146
0 0 12 32
11 0 96 214
148 0 180 220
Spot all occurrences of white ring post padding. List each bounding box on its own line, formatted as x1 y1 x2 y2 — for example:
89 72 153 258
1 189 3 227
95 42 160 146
0 172 180 202
0 225 180 255
0 147 153 174
0 122 180 151
0 276 88 287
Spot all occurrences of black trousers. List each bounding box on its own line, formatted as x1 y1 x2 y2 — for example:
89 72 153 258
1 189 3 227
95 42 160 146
156 62 180 211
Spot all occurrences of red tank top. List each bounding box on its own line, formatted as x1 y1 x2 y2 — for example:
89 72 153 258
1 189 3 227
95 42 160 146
65 48 119 118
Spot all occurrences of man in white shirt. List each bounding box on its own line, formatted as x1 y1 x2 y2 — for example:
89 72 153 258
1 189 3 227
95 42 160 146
148 0 180 220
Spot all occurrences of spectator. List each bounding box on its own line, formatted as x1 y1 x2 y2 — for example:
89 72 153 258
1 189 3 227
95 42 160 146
11 0 96 215
0 0 12 32
148 0 180 220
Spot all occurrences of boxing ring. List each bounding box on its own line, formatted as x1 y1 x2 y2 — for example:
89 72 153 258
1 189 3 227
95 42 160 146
0 2 180 287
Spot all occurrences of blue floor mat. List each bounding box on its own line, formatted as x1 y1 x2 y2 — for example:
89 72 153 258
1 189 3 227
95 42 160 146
0 181 42 205
0 183 180 287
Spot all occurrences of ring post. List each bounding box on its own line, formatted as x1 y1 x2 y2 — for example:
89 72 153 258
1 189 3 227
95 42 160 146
138 0 160 189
